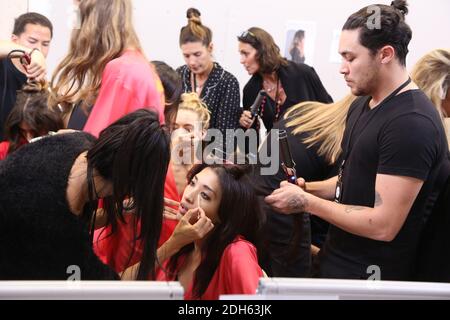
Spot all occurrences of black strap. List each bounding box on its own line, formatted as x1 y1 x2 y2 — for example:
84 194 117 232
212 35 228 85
335 77 412 203
342 77 412 163
193 73 197 93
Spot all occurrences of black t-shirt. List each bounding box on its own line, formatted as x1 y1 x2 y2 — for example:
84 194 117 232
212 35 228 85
319 90 448 280
0 58 27 141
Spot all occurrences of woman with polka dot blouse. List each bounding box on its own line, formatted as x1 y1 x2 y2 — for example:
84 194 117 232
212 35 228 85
177 8 241 150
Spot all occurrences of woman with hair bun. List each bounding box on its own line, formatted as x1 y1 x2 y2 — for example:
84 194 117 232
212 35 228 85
178 8 241 150
156 163 266 300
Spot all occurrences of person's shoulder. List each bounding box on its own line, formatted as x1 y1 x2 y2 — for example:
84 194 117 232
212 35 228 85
1 57 25 79
222 71 239 86
388 90 442 123
223 236 258 260
176 64 189 75
348 96 369 115
243 74 260 92
282 60 315 77
104 51 151 78
214 63 237 81
409 89 440 115
30 131 95 151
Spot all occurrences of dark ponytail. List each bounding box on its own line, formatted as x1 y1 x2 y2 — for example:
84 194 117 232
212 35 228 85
391 0 409 18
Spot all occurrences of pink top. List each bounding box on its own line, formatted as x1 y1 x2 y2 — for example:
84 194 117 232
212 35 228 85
156 236 263 300
83 50 165 137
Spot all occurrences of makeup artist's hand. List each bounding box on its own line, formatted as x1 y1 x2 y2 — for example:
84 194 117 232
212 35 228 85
169 207 214 248
163 198 182 220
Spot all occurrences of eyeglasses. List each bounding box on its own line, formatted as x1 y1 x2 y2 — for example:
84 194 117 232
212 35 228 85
239 30 257 40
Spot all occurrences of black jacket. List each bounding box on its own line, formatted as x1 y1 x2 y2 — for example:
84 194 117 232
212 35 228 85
243 61 333 131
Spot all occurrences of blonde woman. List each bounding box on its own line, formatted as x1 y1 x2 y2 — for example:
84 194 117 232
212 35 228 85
93 92 211 274
49 0 164 135
254 95 356 277
411 49 450 145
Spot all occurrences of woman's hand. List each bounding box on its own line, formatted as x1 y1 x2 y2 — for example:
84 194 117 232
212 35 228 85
163 198 182 221
168 207 214 248
239 110 255 129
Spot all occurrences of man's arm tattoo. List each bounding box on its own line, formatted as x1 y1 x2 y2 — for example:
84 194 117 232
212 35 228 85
374 192 383 207
288 195 308 212
344 206 365 214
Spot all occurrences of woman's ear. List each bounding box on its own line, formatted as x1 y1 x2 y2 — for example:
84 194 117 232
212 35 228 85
208 43 214 54
201 129 207 140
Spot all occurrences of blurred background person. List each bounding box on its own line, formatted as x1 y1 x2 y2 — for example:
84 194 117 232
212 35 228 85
152 60 183 130
289 29 306 64
0 81 63 160
411 48 450 146
0 12 51 141
49 0 164 134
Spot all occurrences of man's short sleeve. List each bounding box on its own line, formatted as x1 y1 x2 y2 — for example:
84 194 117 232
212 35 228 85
378 113 441 180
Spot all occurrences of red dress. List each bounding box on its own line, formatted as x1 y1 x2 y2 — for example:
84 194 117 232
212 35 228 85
0 141 9 160
93 164 180 273
0 139 27 160
83 50 165 137
156 236 263 300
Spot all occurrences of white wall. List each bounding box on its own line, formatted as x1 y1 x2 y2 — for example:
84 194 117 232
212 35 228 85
4 0 450 101
0 0 28 39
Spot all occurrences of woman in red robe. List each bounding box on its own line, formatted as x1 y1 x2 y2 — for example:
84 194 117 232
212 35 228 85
156 164 266 300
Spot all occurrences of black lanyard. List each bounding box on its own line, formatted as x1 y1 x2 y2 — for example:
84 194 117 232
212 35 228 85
193 73 198 93
335 77 412 203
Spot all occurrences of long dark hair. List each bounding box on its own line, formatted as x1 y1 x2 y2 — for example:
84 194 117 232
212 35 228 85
5 83 63 155
87 109 170 280
166 164 266 299
238 27 288 74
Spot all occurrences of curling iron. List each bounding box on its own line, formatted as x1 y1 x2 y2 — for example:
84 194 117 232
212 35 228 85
279 129 298 184
249 90 267 118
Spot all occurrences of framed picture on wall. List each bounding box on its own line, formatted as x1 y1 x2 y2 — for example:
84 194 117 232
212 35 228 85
284 20 317 67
